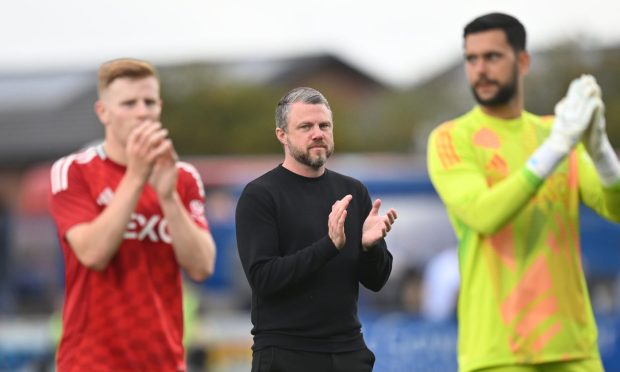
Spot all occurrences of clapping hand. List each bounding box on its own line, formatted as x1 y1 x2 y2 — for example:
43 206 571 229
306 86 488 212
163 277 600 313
361 199 397 251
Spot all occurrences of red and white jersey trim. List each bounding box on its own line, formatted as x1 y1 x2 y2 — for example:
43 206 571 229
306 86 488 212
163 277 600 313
50 146 99 195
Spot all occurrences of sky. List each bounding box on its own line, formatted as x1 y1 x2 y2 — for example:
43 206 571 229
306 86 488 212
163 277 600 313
2 0 620 87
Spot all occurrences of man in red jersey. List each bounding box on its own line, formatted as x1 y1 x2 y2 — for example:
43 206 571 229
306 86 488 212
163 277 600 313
48 58 216 372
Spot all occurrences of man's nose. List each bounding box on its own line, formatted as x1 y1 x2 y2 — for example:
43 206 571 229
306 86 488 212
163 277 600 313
135 101 151 117
310 126 325 139
472 59 488 75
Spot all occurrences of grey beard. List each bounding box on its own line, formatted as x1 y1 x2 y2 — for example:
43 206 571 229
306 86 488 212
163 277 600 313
290 146 333 169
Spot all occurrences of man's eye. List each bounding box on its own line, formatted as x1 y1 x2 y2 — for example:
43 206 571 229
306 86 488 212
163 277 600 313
486 53 501 61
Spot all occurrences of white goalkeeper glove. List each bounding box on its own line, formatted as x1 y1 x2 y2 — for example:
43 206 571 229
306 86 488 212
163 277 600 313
584 103 620 186
527 75 602 179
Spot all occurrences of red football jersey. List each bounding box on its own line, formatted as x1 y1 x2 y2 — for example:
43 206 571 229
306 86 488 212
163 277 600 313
49 145 209 372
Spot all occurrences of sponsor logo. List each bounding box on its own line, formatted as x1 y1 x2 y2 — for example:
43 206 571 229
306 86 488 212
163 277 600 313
124 213 172 243
96 188 114 206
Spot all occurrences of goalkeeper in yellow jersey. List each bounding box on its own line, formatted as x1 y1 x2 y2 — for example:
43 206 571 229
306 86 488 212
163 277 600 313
427 12 620 372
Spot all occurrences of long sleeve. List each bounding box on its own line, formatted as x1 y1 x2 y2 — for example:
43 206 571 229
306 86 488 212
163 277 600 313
578 146 620 222
235 182 339 297
427 121 544 236
357 184 392 291
358 239 392 292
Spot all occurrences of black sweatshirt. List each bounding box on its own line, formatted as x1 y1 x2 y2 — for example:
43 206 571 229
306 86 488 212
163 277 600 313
235 164 393 352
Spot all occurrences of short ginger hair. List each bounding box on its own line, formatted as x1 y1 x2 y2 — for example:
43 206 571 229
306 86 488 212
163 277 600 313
97 58 158 96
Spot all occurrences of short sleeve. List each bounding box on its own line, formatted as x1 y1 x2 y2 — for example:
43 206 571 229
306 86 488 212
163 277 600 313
48 155 100 239
177 162 209 230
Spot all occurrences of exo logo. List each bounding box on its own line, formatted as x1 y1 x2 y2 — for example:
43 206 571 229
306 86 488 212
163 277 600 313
124 213 172 244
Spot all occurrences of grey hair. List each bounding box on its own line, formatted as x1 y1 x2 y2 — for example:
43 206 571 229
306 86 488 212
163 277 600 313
275 87 331 131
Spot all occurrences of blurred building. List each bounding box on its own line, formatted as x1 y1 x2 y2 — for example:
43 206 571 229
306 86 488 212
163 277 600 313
0 71 101 168
161 53 386 102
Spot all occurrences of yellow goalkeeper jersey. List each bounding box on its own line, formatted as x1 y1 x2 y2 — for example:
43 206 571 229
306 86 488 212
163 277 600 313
427 106 620 371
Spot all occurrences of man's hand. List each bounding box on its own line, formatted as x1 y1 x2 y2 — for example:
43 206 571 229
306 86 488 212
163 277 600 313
361 199 397 251
527 74 605 179
328 194 352 250
125 121 170 183
548 74 602 154
584 100 607 159
583 98 620 186
149 142 179 200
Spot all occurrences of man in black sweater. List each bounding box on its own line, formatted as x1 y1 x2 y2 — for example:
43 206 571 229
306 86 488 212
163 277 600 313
236 87 398 372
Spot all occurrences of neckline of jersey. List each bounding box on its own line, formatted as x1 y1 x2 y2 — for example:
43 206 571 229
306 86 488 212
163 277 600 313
473 106 525 129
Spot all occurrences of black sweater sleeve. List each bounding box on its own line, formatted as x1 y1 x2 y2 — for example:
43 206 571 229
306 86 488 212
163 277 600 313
356 183 393 292
358 239 392 291
235 182 339 297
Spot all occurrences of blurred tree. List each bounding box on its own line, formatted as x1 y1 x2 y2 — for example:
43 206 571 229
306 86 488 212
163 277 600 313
162 84 281 155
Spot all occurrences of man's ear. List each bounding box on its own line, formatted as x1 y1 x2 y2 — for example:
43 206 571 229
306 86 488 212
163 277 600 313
275 127 287 145
518 50 530 76
94 100 108 127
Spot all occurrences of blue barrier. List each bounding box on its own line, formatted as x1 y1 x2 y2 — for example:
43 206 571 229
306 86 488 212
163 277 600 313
362 312 620 372
363 313 458 372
